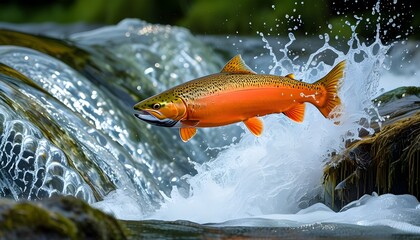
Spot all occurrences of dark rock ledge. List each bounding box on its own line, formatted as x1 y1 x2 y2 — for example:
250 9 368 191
323 87 420 210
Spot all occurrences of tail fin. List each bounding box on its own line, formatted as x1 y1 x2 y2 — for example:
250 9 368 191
314 60 345 118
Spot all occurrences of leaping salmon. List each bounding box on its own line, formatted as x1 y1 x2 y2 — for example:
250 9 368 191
134 55 345 142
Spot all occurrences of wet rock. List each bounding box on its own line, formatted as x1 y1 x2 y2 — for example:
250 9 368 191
0 28 151 103
323 87 420 210
122 219 415 239
374 86 420 125
0 196 128 240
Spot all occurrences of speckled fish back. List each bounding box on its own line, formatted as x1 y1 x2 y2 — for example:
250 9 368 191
170 73 317 101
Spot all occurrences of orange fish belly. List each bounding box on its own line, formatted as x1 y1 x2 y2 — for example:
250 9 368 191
187 86 315 127
134 54 344 142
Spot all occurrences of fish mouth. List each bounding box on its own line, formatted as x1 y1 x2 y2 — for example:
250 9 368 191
134 110 178 127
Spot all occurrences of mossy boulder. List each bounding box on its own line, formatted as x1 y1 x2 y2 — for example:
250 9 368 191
323 87 420 210
0 196 128 240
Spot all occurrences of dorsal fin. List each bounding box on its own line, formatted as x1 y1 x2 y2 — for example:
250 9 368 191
286 73 296 79
221 54 256 74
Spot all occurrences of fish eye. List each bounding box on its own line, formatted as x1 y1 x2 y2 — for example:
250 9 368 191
152 103 161 110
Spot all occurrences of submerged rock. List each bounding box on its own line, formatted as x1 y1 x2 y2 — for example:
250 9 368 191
0 196 128 240
323 87 420 210
122 219 415 239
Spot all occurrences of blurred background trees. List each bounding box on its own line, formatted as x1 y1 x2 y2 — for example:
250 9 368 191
0 0 418 41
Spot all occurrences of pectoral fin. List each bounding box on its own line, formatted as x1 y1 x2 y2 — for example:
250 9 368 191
180 127 197 142
283 103 305 122
243 117 263 136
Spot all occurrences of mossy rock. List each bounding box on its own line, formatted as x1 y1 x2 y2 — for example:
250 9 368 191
375 86 420 123
323 87 420 210
0 196 129 240
374 86 420 105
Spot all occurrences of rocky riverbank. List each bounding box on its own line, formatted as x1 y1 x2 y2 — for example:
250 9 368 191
323 87 420 210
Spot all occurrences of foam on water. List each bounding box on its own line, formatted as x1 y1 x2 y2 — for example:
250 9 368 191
138 28 386 220
216 193 420 233
94 13 420 235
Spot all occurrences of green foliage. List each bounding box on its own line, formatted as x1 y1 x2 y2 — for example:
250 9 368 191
178 0 329 35
0 0 418 40
69 0 155 23
0 0 156 24
179 0 258 34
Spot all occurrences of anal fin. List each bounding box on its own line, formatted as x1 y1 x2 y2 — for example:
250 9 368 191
180 128 197 142
284 103 305 123
243 117 263 136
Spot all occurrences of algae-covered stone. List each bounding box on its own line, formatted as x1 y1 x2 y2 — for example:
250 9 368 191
323 87 420 210
0 196 128 240
374 86 420 104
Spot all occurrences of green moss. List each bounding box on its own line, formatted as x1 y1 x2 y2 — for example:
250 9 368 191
0 196 129 240
0 63 50 95
374 86 420 104
0 201 77 239
0 29 89 70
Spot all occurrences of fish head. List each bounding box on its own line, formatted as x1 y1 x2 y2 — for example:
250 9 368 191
133 94 186 127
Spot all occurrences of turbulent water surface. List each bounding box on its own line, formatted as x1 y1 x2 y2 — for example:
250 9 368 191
0 13 419 238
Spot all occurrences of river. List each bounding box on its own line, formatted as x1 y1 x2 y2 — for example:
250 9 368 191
0 16 419 238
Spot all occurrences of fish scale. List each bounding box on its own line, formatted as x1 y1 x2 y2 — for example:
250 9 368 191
134 55 345 142
173 73 316 100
